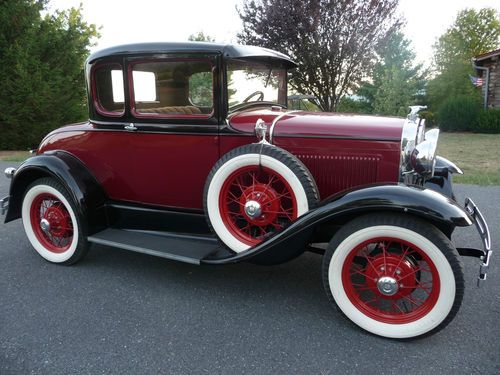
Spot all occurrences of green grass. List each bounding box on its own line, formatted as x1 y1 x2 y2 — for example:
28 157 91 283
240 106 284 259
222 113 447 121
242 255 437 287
0 151 30 162
438 132 500 185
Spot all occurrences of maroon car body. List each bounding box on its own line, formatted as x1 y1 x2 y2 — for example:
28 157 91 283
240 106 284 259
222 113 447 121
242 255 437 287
37 110 402 208
1 42 492 339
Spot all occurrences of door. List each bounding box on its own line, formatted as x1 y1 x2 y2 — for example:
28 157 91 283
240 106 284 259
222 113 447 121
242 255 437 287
126 55 220 210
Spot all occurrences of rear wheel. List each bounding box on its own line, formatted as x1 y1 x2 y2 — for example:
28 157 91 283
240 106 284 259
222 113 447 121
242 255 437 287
322 214 464 339
21 177 88 264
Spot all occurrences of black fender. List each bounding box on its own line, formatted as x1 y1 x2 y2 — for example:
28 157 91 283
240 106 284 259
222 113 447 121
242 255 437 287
5 150 107 235
202 184 472 265
424 156 462 200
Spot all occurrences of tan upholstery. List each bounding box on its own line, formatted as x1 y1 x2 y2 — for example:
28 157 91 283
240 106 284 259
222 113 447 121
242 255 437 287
137 106 202 115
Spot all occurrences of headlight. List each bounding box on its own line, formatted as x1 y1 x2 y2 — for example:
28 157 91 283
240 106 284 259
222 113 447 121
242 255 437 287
410 129 439 177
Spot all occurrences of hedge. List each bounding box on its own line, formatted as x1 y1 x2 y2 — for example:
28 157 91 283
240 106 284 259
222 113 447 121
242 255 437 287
472 109 500 133
436 96 481 132
435 95 500 134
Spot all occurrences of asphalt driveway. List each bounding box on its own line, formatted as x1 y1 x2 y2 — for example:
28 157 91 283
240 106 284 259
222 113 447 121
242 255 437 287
0 161 498 374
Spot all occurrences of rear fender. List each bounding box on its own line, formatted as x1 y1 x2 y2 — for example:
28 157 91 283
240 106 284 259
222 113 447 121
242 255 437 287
202 184 472 265
5 151 107 235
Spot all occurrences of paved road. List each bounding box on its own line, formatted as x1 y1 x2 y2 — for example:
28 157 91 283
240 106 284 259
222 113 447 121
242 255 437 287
0 161 498 374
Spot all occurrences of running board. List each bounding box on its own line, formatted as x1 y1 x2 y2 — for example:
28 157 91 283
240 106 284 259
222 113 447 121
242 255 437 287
87 229 222 265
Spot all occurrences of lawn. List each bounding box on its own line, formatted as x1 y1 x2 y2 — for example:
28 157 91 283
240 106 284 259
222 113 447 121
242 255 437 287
0 151 30 162
438 132 500 186
0 133 498 185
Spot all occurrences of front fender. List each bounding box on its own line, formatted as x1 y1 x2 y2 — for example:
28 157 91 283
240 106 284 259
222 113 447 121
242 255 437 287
5 151 107 235
202 184 472 265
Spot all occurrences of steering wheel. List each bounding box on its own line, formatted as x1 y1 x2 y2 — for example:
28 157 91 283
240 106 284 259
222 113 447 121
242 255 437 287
243 91 264 103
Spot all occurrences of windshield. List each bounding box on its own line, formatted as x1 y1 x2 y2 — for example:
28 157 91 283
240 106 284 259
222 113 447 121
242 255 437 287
227 59 287 110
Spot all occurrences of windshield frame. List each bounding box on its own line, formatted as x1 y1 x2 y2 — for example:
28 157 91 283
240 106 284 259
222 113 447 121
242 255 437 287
224 57 289 115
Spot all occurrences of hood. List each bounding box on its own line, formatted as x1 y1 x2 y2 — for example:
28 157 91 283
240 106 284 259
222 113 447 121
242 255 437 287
229 109 405 141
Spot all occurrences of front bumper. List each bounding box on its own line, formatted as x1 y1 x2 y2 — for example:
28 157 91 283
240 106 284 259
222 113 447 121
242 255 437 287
463 198 492 286
0 196 9 216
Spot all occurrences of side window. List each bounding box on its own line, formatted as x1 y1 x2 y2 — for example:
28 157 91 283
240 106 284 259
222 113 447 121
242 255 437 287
130 59 214 118
189 71 213 107
93 64 125 116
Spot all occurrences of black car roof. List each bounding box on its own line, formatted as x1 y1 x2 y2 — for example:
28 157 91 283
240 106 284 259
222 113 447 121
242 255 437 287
86 42 297 68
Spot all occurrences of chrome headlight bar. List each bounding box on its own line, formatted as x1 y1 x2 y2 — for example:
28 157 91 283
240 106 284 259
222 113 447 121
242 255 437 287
400 106 439 180
410 129 440 177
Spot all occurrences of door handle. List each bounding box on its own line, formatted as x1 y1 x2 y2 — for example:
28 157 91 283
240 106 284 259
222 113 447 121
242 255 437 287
124 123 137 131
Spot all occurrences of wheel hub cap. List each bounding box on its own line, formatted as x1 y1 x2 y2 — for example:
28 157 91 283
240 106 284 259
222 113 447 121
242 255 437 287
377 276 399 296
40 218 51 233
244 200 262 219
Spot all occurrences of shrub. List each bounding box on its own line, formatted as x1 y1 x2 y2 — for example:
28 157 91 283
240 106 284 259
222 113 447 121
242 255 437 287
436 96 481 131
337 97 372 114
418 110 436 128
472 109 500 133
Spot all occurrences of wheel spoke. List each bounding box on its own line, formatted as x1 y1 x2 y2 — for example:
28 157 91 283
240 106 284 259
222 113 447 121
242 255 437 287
250 172 257 192
264 174 276 191
349 267 374 280
363 253 380 277
392 301 406 314
227 197 244 206
228 190 241 202
390 245 411 277
397 267 422 282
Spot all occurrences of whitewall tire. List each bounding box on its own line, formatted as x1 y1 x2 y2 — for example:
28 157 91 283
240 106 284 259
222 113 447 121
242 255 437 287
21 177 88 264
322 214 464 339
204 144 319 253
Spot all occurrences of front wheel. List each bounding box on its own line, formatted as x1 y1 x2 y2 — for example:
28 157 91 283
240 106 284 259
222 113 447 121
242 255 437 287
322 214 464 339
21 177 88 265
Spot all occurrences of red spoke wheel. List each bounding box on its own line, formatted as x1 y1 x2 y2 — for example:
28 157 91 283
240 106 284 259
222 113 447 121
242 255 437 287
205 144 319 255
30 193 74 253
22 178 88 264
219 165 298 246
342 237 440 324
323 214 464 339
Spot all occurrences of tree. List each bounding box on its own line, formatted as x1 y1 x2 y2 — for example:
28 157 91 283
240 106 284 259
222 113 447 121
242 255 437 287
237 0 402 112
357 32 426 116
187 31 237 103
188 31 215 43
0 0 99 150
427 8 500 110
187 32 216 106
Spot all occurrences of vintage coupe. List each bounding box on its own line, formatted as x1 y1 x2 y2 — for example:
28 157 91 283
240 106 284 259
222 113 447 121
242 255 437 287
1 42 492 339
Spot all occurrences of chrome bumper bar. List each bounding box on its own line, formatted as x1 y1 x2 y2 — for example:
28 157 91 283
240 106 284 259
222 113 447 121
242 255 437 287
464 198 492 287
0 196 9 216
1 168 15 216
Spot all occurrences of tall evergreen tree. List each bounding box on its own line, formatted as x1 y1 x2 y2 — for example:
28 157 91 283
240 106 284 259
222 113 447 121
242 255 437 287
0 0 99 150
357 32 426 116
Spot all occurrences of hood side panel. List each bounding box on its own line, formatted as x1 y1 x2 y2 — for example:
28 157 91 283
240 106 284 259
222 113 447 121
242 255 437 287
229 109 405 141
275 137 400 199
